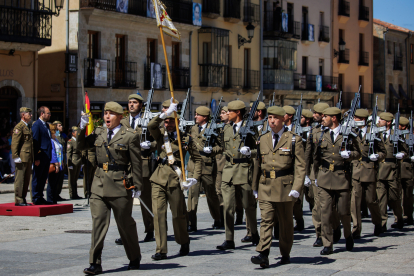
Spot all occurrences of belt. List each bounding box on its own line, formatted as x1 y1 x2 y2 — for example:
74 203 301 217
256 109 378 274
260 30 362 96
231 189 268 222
361 157 372 162
263 168 293 179
98 163 128 172
226 156 250 164
157 158 181 166
199 151 211 157
403 159 411 163
321 160 345 172
384 158 397 163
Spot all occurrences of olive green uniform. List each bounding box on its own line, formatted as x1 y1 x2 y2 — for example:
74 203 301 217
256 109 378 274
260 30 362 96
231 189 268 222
215 152 225 205
67 138 82 198
400 137 413 223
11 120 33 204
82 148 97 198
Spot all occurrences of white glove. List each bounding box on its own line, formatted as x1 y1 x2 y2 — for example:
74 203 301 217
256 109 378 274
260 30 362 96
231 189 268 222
411 156 414 162
315 179 318 187
253 190 258 199
132 189 141 198
240 146 251 156
68 166 73 169
289 190 300 198
166 98 178 116
203 147 212 154
369 154 379 162
340 150 351 159
182 178 197 189
304 176 311 187
396 152 405 160
80 112 90 130
140 141 151 149
14 157 22 164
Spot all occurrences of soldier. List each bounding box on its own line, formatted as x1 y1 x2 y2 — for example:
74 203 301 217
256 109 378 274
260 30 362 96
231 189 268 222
216 100 259 251
351 109 385 238
148 99 201 260
11 107 33 206
283 105 295 131
250 106 305 267
377 112 406 231
53 121 67 201
78 102 143 273
82 148 96 199
300 109 314 211
314 107 360 255
67 127 83 199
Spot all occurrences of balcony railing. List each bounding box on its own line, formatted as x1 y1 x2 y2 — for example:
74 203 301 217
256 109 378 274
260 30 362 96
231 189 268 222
112 61 137 88
359 51 369 66
342 92 372 109
263 69 294 90
243 2 259 23
224 68 242 89
318 26 329 43
394 56 403 71
84 58 111 87
338 0 350 17
294 74 339 92
223 0 241 20
202 0 220 15
291 21 301 39
244 70 259 89
263 11 300 39
171 67 190 90
358 5 369 21
338 49 350 64
200 65 225 87
144 64 166 89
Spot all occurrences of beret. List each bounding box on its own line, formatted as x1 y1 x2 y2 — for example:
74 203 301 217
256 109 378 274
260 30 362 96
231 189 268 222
164 113 180 120
313 103 330 113
249 101 266 110
222 106 228 112
162 99 179 107
196 106 210 116
104 101 124 114
323 107 342 117
301 109 313 119
283 105 296 115
399 117 409 126
128 94 144 101
72 126 79 131
20 107 32 113
355 109 370 118
228 100 246 110
267 106 286 117
379 112 393 122
53 121 62 125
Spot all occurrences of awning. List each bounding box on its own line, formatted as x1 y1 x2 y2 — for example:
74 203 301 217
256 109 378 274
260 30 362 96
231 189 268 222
389 84 400 99
398 85 409 100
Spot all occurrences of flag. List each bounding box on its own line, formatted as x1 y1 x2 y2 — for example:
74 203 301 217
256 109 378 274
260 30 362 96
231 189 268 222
152 0 181 40
85 92 94 136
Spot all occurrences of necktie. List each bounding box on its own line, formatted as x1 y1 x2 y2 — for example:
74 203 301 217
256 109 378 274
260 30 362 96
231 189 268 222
383 133 387 141
198 126 202 133
273 134 279 149
358 130 363 140
233 124 237 135
330 131 335 143
131 117 136 130
108 130 113 143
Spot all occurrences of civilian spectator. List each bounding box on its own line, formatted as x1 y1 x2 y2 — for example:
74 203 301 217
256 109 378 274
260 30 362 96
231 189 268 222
47 124 63 204
53 121 67 201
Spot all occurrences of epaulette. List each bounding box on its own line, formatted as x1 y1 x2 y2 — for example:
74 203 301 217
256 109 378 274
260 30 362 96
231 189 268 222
223 124 232 130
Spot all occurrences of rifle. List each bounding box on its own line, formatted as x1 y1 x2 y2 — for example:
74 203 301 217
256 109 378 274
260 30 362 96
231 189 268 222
203 97 223 148
407 111 414 157
365 96 386 156
179 88 195 132
336 91 342 109
238 93 263 151
340 86 361 152
294 94 311 141
390 104 407 156
261 92 275 135
140 78 155 142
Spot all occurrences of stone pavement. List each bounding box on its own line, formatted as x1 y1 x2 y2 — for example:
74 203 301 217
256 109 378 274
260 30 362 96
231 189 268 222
0 188 413 276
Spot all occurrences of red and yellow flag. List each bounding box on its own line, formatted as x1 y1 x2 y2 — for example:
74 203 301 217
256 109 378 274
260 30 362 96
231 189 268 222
152 0 181 40
85 92 94 136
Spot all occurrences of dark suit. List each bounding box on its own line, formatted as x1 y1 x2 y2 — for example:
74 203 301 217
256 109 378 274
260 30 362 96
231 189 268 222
31 119 52 203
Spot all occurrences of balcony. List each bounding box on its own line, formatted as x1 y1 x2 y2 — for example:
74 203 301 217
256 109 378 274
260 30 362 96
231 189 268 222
263 11 300 39
358 5 369 27
301 23 315 44
84 58 111 88
144 64 166 89
338 49 350 64
338 0 350 23
202 0 220 19
342 92 373 109
224 68 242 89
223 0 241 23
243 70 259 89
318 26 329 45
199 65 225 87
294 74 339 92
112 61 137 88
394 56 403 71
171 67 190 90
358 51 369 72
263 69 294 90
243 2 259 23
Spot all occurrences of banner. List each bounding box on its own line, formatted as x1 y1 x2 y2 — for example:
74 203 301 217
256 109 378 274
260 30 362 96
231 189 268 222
94 59 107 87
152 0 181 40
116 0 128 13
316 75 322 92
282 13 288 32
193 3 202 26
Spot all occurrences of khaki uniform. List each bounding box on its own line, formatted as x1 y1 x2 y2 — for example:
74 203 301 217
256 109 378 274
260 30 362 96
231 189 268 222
11 121 33 204
215 153 226 204
82 148 97 198
76 125 143 265
351 127 386 236
253 130 306 257
67 138 82 197
148 115 202 254
55 135 66 197
314 129 360 248
187 124 221 228
400 137 413 222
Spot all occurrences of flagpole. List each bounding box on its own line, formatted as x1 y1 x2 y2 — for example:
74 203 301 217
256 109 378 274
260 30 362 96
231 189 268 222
159 26 187 184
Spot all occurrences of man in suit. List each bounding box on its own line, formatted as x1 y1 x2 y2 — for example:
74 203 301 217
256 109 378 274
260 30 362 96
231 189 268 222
11 107 33 206
67 127 83 199
251 106 306 267
31 106 52 205
78 102 143 273
54 121 67 201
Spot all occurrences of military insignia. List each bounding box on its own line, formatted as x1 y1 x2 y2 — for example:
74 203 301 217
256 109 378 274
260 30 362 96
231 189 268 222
14 129 19 134
67 145 70 149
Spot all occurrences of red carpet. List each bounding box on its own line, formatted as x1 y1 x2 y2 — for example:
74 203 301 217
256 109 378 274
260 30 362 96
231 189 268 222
0 203 73 217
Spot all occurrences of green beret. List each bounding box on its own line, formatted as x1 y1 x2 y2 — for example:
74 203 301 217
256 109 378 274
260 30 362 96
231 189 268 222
249 101 266 110
72 126 79 132
379 112 393 122
228 100 246 110
355 109 369 118
222 106 228 112
400 117 409 126
313 103 330 113
53 121 62 125
104 101 124 114
20 107 32 113
128 94 144 101
323 107 342 117
267 106 286 117
302 109 313 119
196 106 210 116
283 105 296 115
162 99 179 107
164 113 180 120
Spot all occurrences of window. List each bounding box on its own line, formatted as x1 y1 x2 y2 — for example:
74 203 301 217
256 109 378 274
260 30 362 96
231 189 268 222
359 76 364 93
411 44 413 64
147 38 157 65
302 56 307 75
339 29 344 43
319 59 324 76
171 42 180 69
87 31 99 59
115 34 127 85
387 40 392 54
339 73 344 91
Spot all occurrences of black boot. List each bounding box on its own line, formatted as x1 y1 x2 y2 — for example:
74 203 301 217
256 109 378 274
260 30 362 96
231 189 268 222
143 231 154 242
294 219 304 232
83 264 102 275
216 240 235 250
212 220 221 229
179 242 190 256
320 247 333 255
115 238 123 245
127 258 140 270
313 237 323 247
251 233 260 246
251 253 269 268
346 235 354 251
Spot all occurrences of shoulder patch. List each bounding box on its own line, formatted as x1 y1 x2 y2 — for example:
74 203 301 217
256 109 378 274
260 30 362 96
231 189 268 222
67 144 71 149
14 129 19 134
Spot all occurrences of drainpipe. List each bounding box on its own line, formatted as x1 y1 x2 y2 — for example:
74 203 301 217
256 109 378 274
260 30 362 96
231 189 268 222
189 31 192 120
406 31 412 101
65 0 69 124
383 27 388 111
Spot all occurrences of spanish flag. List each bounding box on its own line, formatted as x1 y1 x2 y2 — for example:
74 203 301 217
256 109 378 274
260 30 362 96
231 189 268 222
152 0 181 40
85 92 94 136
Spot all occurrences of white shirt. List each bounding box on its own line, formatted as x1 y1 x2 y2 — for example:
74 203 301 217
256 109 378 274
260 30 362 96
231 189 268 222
359 126 367 138
330 125 341 142
129 113 141 129
21 120 28 126
71 136 76 142
233 121 243 134
383 129 391 140
107 124 121 140
285 124 292 131
272 127 285 147
199 123 207 132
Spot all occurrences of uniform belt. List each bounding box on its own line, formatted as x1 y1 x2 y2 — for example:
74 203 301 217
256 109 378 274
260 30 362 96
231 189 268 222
361 157 372 162
204 162 213 166
199 151 211 157
98 163 128 172
226 156 250 164
263 168 293 178
403 159 411 163
384 158 397 163
157 158 181 166
321 160 345 172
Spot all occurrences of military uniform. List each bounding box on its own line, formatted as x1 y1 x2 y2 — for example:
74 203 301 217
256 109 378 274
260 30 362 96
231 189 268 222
399 117 413 225
82 148 97 198
67 128 83 198
11 108 34 205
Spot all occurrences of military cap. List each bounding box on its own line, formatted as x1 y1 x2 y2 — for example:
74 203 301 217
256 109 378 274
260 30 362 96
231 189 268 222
222 106 228 112
249 101 266 110
400 117 409 126
128 94 144 101
302 109 313 119
72 126 79 132
162 99 179 107
104 101 124 114
283 105 296 115
228 100 246 110
355 109 370 118
267 106 286 117
313 103 330 113
53 121 62 125
196 106 210 116
379 112 393 122
20 107 32 113
323 107 342 117
165 113 180 120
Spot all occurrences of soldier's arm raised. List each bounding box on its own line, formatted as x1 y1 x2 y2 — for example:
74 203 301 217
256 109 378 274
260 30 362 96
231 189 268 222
130 133 143 191
292 135 306 193
148 115 163 142
76 127 98 151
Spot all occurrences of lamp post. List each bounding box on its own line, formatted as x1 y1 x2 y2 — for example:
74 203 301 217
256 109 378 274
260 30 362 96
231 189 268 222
54 0 64 16
238 23 255 49
333 39 346 57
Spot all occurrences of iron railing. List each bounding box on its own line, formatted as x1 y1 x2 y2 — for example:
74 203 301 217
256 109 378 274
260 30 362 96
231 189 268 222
202 0 220 15
199 65 225 87
84 58 111 87
318 25 329 43
144 64 166 89
294 74 339 92
291 21 301 39
338 0 350 17
338 49 350 64
223 0 241 20
243 2 259 23
171 67 190 90
263 69 294 89
223 68 242 89
244 70 259 89
394 56 403 70
358 5 369 21
112 61 137 88
359 51 369 66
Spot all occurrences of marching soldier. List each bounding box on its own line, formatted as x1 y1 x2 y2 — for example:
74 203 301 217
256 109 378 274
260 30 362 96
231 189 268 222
11 107 33 206
314 107 360 255
300 109 314 211
148 99 202 260
53 121 67 201
67 127 83 199
250 106 305 268
351 109 385 238
283 105 295 131
82 148 96 198
78 102 143 273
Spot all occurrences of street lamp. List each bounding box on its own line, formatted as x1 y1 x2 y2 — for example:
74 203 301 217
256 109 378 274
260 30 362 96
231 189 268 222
54 0 64 16
238 23 255 49
334 39 346 57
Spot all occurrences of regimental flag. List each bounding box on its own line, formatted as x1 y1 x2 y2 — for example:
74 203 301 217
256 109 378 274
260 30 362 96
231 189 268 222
152 0 181 40
85 92 94 136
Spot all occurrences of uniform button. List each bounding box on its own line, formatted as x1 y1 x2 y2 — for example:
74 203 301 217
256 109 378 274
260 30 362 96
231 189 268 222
332 160 335 163
233 139 235 141
233 147 235 148
332 153 334 155
273 153 275 155
273 160 275 162
233 154 235 156
332 145 335 147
